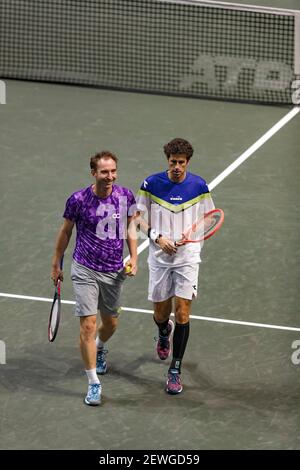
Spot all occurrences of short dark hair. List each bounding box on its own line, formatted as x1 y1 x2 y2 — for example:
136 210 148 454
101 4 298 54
163 138 194 161
90 151 118 171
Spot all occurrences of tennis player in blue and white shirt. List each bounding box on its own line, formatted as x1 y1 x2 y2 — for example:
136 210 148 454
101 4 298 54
136 138 214 395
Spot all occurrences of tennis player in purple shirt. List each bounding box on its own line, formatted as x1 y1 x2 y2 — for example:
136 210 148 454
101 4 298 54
51 151 137 406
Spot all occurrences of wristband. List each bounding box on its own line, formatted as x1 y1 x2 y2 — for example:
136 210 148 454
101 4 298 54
148 228 161 243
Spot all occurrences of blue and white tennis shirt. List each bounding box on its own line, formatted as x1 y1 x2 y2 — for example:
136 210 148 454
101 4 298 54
136 171 214 266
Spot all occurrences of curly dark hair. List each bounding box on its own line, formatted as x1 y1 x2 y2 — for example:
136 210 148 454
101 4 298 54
90 150 118 171
163 138 194 161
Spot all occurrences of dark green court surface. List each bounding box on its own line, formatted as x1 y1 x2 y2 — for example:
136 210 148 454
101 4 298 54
0 79 299 450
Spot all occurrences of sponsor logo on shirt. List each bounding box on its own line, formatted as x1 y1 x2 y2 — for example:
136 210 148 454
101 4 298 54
170 196 183 201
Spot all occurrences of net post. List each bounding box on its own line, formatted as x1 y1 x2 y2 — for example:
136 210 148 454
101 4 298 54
295 13 300 75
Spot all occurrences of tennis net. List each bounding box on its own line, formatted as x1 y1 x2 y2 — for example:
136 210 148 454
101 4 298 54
0 0 299 104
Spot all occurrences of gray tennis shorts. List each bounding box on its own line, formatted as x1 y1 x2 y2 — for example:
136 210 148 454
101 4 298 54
71 260 126 317
148 263 199 302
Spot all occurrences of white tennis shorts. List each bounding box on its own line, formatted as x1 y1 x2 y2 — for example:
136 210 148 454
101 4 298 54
148 263 199 302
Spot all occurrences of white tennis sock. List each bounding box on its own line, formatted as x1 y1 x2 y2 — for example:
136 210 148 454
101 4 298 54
96 336 105 350
86 368 100 384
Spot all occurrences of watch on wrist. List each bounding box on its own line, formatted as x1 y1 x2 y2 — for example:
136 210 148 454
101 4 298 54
148 228 162 243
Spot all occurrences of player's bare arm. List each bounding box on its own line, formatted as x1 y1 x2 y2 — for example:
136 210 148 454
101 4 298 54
125 215 138 276
51 218 74 284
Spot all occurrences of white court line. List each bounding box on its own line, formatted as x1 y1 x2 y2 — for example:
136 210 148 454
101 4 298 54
0 292 300 332
122 308 300 332
124 106 300 263
0 292 75 305
208 106 300 191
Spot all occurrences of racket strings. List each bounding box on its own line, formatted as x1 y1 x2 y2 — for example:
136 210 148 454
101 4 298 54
184 210 223 242
203 213 221 237
50 300 59 330
48 295 61 341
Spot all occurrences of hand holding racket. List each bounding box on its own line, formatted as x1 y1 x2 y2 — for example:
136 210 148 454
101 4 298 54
155 208 224 257
48 256 64 342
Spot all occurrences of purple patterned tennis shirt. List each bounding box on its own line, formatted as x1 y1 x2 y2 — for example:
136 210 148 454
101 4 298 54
63 185 136 272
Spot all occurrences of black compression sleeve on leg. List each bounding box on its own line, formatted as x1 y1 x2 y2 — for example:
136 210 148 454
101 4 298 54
170 322 190 373
153 315 170 337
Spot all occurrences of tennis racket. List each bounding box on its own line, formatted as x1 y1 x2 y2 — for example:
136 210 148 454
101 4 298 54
48 257 64 342
155 208 224 257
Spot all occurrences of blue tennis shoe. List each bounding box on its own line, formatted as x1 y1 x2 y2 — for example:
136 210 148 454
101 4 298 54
84 382 102 406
